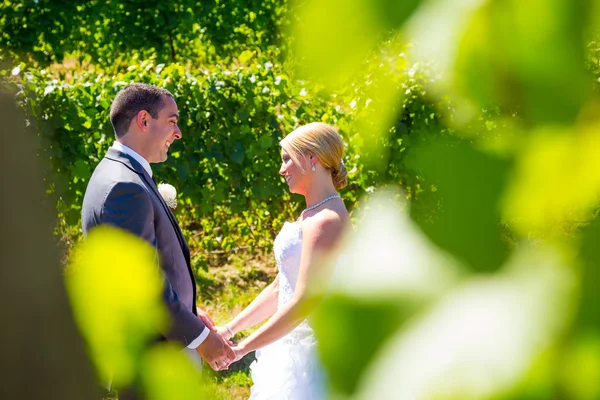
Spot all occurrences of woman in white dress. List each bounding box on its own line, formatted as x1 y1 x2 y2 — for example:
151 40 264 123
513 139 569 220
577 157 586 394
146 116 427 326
215 122 350 399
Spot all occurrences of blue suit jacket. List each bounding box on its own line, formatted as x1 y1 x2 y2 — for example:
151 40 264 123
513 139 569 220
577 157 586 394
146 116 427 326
81 147 205 346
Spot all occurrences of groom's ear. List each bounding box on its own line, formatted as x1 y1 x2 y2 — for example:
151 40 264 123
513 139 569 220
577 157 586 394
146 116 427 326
136 110 149 130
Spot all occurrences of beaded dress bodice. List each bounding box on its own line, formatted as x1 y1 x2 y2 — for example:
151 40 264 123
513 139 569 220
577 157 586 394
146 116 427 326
273 221 303 309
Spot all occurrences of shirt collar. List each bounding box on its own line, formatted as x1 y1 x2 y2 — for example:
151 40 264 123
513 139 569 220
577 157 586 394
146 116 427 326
111 141 153 177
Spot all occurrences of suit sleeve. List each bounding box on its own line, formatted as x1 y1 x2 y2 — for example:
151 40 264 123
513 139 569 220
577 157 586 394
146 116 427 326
100 181 206 347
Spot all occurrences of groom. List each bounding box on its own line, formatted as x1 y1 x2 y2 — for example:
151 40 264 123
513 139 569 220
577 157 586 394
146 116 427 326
81 83 234 373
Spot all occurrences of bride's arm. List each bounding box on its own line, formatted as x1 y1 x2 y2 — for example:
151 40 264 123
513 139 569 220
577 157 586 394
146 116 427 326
217 274 280 339
233 215 344 358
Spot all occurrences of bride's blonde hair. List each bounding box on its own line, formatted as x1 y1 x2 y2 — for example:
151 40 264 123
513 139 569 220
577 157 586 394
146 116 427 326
280 122 348 190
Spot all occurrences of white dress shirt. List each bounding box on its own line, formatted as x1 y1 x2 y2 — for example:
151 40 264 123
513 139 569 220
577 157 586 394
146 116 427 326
111 141 153 177
110 141 209 349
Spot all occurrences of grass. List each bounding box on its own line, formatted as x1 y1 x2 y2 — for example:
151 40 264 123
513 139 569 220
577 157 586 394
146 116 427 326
195 250 278 399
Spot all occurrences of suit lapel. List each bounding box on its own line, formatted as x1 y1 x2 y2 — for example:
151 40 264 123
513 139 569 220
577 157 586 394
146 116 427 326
142 171 191 260
105 148 190 262
105 147 198 314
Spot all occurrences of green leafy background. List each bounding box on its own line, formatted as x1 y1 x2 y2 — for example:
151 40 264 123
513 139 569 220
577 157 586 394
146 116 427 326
3 0 600 398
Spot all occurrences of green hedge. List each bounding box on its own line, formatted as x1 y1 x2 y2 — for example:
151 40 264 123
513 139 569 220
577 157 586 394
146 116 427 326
0 0 288 66
7 50 448 267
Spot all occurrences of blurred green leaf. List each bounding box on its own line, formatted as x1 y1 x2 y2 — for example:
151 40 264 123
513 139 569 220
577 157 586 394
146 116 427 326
407 137 509 272
454 0 589 126
577 216 600 331
503 125 600 237
353 246 571 400
291 0 420 87
140 343 209 400
65 226 168 388
312 295 409 395
561 333 600 400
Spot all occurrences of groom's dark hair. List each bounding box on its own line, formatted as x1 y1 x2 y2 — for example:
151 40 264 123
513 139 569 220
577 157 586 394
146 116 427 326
110 83 174 138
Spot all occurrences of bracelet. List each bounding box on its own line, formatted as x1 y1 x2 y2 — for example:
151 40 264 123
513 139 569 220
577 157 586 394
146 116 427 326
225 324 235 337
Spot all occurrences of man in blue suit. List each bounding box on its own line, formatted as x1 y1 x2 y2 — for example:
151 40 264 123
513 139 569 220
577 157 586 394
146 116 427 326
82 83 234 375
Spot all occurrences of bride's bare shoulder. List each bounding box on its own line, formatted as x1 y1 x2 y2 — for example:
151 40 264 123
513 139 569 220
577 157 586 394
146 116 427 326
300 209 347 245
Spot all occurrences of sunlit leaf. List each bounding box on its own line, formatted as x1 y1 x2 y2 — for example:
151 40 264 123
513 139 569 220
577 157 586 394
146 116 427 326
355 246 572 400
238 50 255 64
315 190 459 395
290 0 421 88
65 226 168 387
140 344 209 400
503 124 600 237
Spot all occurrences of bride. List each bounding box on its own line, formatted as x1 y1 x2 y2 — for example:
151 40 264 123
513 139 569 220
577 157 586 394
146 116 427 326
216 122 350 399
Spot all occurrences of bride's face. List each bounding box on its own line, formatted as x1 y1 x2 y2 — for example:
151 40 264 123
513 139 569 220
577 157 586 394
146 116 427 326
279 149 308 194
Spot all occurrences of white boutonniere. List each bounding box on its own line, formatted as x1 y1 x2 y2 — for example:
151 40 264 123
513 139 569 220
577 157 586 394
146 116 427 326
157 183 177 210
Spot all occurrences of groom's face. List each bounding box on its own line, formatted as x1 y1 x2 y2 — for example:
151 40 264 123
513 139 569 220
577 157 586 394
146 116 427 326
145 95 182 163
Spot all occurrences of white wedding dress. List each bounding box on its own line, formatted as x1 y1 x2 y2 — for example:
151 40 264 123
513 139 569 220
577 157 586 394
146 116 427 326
249 221 327 400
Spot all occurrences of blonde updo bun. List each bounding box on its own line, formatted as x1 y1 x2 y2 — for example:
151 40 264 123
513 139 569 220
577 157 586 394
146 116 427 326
332 160 347 190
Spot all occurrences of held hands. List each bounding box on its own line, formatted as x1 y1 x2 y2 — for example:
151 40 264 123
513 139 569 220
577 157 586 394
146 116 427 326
215 324 246 364
197 309 216 332
231 344 247 363
195 330 235 371
195 309 235 370
215 325 233 341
